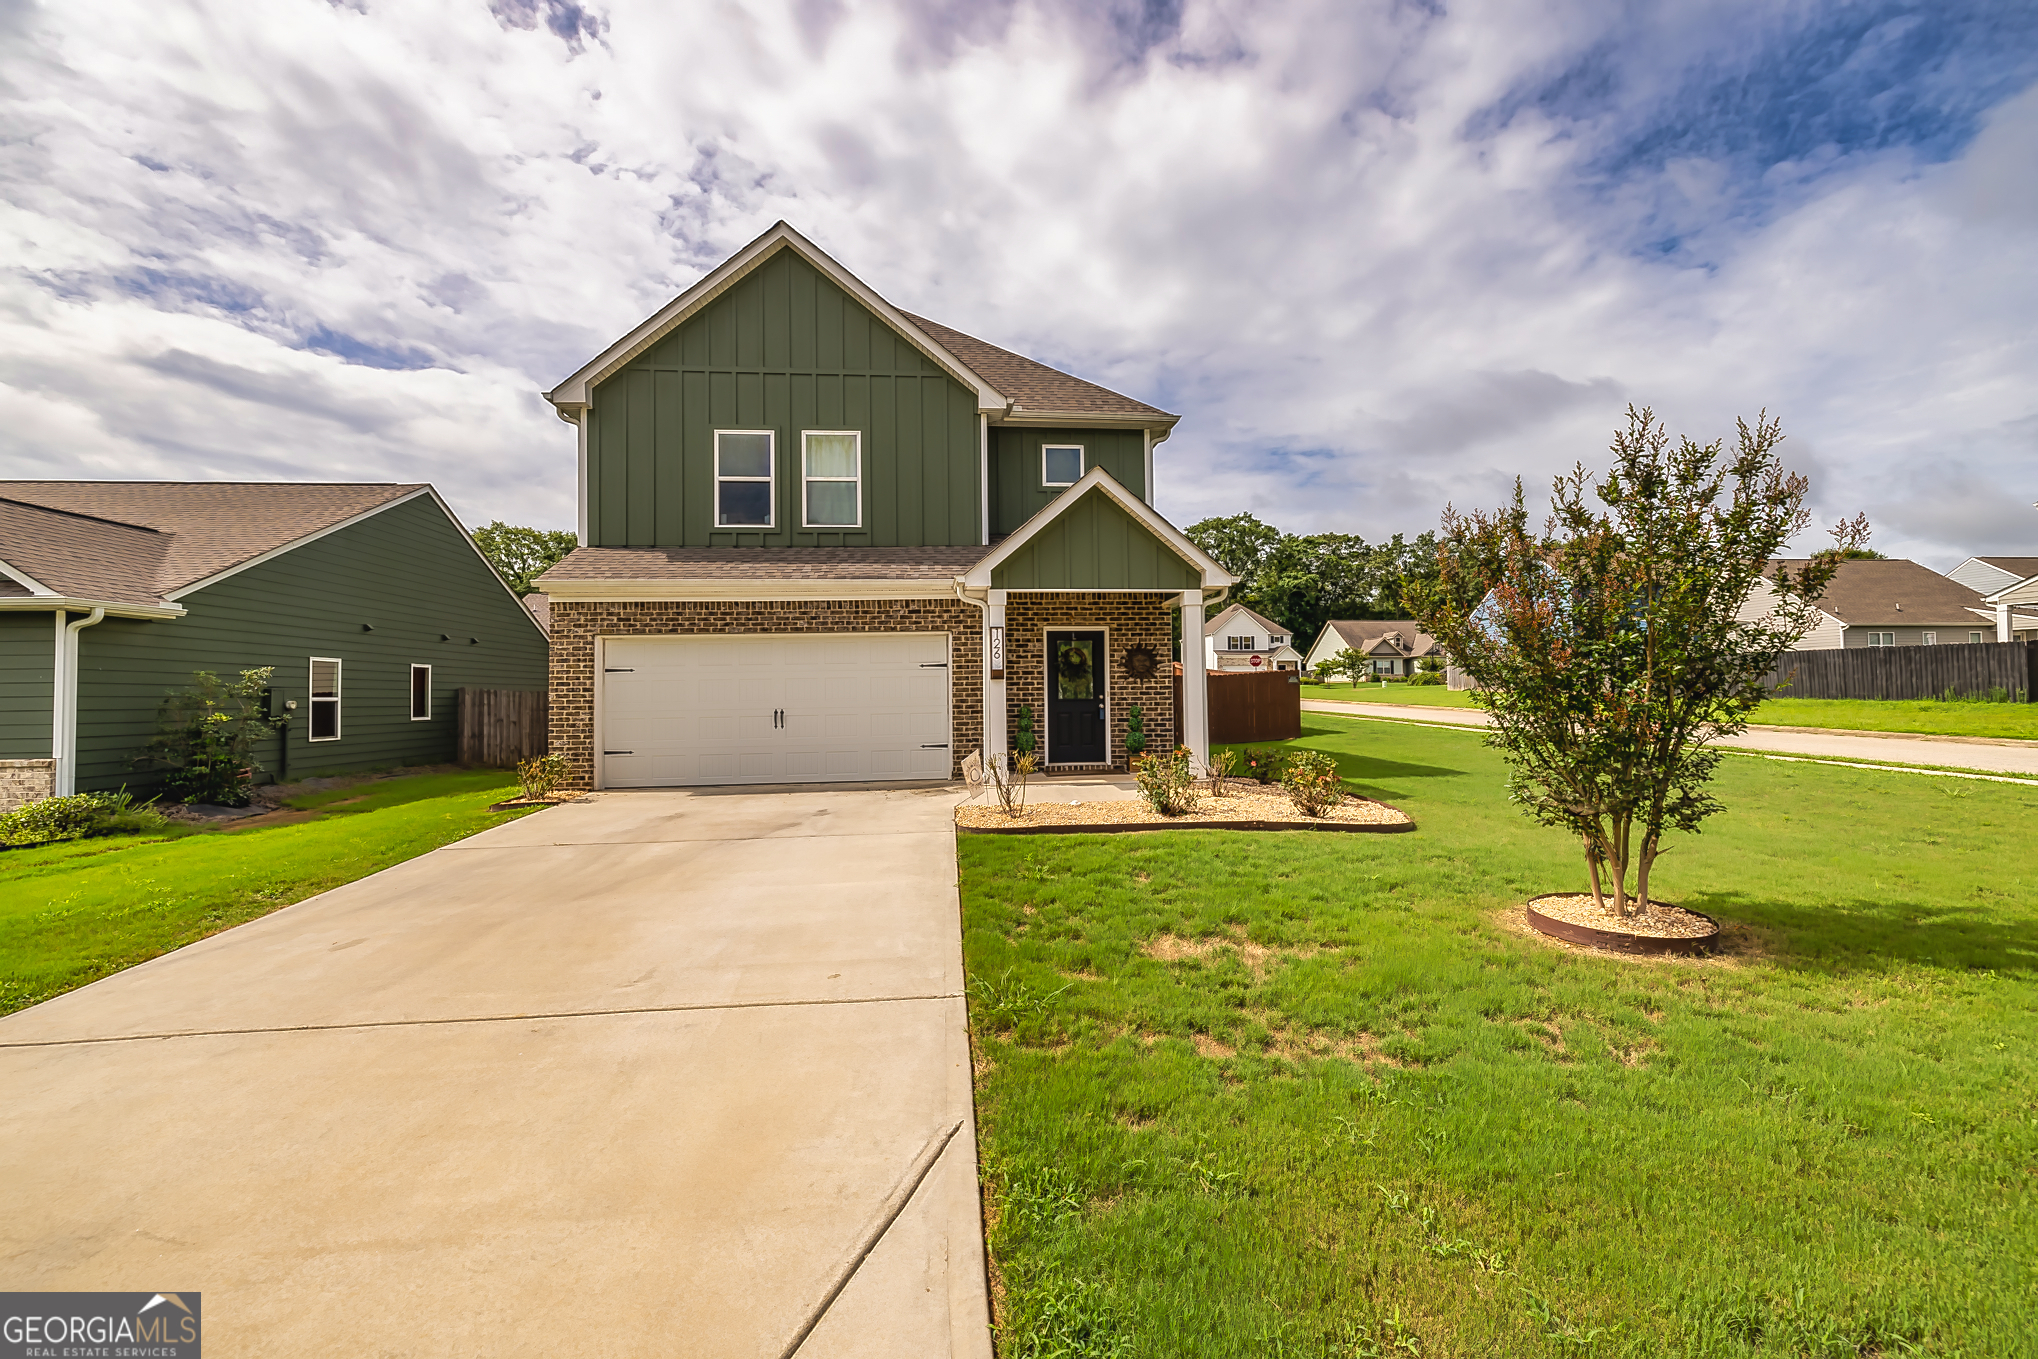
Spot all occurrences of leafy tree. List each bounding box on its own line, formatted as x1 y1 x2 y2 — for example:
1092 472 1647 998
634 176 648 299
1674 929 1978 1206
1188 514 1441 651
473 521 577 595
1327 646 1371 686
1185 512 1282 599
1405 407 1860 918
135 668 277 806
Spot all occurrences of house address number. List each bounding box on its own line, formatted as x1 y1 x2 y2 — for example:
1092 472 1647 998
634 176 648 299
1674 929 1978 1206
989 625 1005 678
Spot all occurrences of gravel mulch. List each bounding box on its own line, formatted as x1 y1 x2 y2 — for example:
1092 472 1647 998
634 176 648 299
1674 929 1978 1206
1529 893 1718 939
956 785 1413 834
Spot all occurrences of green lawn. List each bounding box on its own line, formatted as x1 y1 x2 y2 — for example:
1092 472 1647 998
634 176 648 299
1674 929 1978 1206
0 770 531 1016
1302 682 2038 740
960 715 2037 1357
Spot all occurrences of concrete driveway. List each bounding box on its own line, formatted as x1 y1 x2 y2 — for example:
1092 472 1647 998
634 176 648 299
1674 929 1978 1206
0 787 993 1358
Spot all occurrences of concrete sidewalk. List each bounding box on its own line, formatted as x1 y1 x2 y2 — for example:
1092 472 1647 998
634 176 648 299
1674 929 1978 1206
0 786 994 1357
1302 699 2038 777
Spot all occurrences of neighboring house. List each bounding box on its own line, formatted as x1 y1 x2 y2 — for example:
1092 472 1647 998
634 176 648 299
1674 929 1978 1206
1203 602 1303 671
532 221 1235 789
0 482 549 808
1303 619 1442 677
1979 571 2038 642
1739 558 2038 647
1945 555 2038 596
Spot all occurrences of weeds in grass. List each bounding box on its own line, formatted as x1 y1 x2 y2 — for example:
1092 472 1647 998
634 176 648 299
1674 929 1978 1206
1521 1289 1620 1351
1005 1270 1131 1359
1334 1310 1423 1357
967 969 1072 1032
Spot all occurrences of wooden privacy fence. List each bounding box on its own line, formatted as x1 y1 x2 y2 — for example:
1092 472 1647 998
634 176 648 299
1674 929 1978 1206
1206 669 1303 744
1762 641 2035 702
457 688 548 766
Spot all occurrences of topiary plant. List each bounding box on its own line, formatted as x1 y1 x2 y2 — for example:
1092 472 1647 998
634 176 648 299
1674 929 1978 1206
1125 704 1146 758
1015 705 1037 756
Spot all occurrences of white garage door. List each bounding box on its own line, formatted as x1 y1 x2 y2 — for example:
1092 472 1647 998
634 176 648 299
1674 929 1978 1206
598 632 953 787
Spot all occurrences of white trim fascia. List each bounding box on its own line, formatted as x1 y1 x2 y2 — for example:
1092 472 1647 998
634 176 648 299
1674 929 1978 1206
542 578 955 602
1965 604 2038 628
978 414 989 547
544 222 1010 417
961 465 1236 590
0 554 56 596
576 409 589 547
1143 428 1154 502
166 487 432 601
1981 572 2038 607
993 412 1180 432
0 596 184 619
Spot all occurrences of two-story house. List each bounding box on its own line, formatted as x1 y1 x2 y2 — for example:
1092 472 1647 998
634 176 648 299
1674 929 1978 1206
534 222 1235 790
1202 603 1303 671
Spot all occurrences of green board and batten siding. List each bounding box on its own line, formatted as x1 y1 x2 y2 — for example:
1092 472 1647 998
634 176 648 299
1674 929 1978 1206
0 613 54 759
61 494 546 793
990 487 1200 591
988 426 1146 540
588 248 983 549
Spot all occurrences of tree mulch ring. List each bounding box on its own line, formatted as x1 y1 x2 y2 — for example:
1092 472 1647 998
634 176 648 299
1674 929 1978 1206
956 787 1414 835
1524 893 1721 956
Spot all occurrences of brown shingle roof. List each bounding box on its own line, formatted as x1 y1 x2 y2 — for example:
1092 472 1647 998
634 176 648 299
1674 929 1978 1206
904 313 1174 422
1976 555 2038 580
539 545 992 583
0 482 425 606
1768 558 1998 627
1317 619 1441 657
1203 601 1291 638
522 592 551 631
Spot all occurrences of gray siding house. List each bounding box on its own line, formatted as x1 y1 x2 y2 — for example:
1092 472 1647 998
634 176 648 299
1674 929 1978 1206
1739 558 2038 649
535 221 1234 789
0 483 548 807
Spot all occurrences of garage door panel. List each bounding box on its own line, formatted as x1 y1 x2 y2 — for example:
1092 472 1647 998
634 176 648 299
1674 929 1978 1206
600 632 952 788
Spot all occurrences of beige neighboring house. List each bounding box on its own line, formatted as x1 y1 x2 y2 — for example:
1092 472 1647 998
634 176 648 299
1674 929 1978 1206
1304 619 1442 677
1945 555 2038 597
1739 558 2038 647
1203 602 1303 671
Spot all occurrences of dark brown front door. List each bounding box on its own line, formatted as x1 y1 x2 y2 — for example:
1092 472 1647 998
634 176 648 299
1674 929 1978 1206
1046 631 1107 764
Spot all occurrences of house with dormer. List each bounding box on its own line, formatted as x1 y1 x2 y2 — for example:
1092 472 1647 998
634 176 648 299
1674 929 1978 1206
1202 603 1303 671
533 222 1235 789
1303 619 1443 678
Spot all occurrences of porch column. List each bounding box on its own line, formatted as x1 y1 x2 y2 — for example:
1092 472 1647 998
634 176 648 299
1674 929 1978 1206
986 589 1008 758
1999 601 2012 643
1179 591 1208 772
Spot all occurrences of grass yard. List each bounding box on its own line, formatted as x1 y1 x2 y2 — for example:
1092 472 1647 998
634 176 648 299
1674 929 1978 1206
960 714 2038 1357
1300 682 2038 741
0 770 531 1016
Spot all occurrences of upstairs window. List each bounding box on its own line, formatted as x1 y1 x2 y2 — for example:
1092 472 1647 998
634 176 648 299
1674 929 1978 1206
310 657 342 741
410 664 432 720
1226 636 1255 650
802 431 862 528
1970 631 1984 644
1268 634 1286 646
1042 444 1084 487
1921 631 1938 646
715 430 775 527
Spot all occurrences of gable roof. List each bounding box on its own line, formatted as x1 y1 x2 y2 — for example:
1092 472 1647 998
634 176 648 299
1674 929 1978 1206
1974 555 2038 577
543 221 1176 430
1203 602 1290 638
1768 558 1994 626
0 482 427 615
1310 619 1441 658
961 465 1231 591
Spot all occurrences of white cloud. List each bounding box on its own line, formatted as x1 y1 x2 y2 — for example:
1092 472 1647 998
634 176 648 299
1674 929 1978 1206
0 0 2033 567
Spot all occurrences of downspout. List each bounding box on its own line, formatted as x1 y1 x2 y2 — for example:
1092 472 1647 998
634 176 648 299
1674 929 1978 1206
53 607 106 797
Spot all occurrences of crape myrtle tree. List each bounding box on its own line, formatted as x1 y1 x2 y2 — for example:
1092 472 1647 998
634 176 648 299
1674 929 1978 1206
1405 407 1863 918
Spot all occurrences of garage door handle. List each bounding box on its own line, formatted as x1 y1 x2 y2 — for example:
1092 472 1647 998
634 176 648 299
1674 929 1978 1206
604 750 633 755
919 662 948 668
921 743 949 749
604 667 634 672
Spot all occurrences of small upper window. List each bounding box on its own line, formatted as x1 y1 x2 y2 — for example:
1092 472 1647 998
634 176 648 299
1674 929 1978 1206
716 431 775 527
1269 635 1286 646
1042 444 1083 486
410 664 432 721
310 657 341 741
1921 631 1937 646
1970 631 1983 644
803 431 862 528
1226 636 1255 651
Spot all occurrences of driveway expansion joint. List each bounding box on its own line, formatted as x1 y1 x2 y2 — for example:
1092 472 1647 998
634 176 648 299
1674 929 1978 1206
0 991 967 1050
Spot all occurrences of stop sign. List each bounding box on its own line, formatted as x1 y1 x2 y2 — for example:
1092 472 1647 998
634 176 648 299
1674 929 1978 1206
1249 654 1263 668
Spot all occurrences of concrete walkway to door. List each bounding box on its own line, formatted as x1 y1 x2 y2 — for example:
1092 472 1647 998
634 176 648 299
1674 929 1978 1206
0 785 993 1358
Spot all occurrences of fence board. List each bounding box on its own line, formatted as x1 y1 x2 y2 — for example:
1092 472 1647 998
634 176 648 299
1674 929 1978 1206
457 688 549 766
1763 642 2034 702
1207 670 1303 744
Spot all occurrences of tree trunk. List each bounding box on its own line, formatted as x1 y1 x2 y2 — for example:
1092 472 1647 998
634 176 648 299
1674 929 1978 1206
1608 814 1633 917
1585 838 1605 911
1636 833 1659 917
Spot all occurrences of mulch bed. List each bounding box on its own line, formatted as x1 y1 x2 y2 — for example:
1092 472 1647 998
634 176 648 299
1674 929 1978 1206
485 793 585 812
1524 892 1721 956
956 785 1414 835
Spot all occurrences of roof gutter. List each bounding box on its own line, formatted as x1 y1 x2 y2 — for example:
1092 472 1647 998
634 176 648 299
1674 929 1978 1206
0 596 184 620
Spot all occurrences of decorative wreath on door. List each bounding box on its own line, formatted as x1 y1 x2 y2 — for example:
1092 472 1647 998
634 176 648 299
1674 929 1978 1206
1122 644 1160 679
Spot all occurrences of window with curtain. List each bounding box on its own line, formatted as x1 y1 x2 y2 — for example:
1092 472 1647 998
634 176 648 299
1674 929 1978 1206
803 431 861 527
715 431 775 527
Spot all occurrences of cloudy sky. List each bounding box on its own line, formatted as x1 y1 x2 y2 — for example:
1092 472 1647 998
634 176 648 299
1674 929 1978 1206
3 0 2034 565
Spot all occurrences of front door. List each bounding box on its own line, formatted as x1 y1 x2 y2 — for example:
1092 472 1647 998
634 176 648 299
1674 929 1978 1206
1046 630 1107 765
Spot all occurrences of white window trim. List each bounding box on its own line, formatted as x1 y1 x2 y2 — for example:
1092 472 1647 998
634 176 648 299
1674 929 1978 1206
1866 632 1894 647
1041 443 1084 487
1226 636 1255 651
410 663 432 721
309 656 342 742
1921 631 1937 646
801 429 863 529
714 429 776 529
1969 631 1983 644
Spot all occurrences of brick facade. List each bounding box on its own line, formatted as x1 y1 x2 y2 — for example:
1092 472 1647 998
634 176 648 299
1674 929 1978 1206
1003 592 1178 774
0 759 56 813
547 597 983 790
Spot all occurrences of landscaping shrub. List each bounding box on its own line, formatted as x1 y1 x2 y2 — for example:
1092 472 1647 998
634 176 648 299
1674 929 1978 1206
1280 749 1344 816
1206 747 1239 797
1238 746 1288 783
134 668 276 806
0 790 163 847
1134 747 1199 816
1406 670 1445 686
1124 704 1147 758
515 754 569 801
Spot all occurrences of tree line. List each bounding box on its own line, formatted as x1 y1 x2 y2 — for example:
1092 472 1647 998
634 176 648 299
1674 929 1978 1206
1184 512 1441 652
